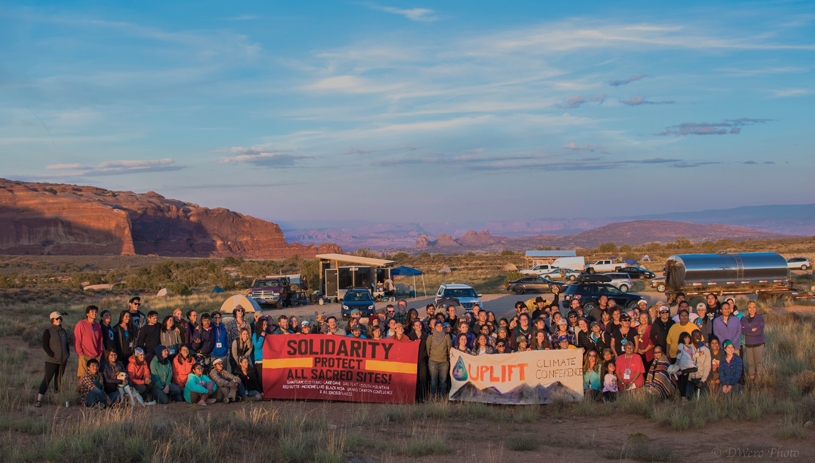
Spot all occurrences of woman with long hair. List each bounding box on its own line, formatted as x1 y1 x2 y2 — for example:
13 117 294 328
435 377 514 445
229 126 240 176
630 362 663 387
172 344 196 389
114 310 137 361
160 316 182 358
583 349 602 400
636 312 655 371
252 319 268 386
530 330 550 351
231 328 253 371
472 334 494 355
644 345 676 400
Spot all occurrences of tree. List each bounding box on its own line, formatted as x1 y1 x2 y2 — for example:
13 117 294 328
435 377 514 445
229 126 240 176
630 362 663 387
598 243 618 253
393 252 410 260
620 244 632 253
675 237 692 249
702 241 716 253
501 250 515 256
419 252 431 258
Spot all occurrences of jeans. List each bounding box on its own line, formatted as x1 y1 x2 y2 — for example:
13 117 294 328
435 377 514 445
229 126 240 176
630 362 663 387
153 383 184 404
743 344 764 377
85 388 119 408
428 360 449 397
133 384 161 402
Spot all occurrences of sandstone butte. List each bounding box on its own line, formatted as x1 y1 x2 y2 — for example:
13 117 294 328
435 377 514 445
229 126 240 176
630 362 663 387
0 179 342 258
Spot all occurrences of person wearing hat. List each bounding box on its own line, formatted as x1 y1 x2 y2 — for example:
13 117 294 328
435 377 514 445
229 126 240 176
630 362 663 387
348 324 367 339
549 318 575 347
150 345 183 403
671 301 698 324
75 305 104 389
346 310 367 337
582 321 610 357
693 303 713 343
35 311 70 407
210 358 243 403
611 314 638 358
649 306 674 357
516 335 530 352
719 340 743 395
531 296 550 320
557 335 576 350
566 310 580 337
127 296 147 330
126 347 157 405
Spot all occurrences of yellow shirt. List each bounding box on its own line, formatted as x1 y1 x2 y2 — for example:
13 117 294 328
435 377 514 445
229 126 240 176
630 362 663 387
666 322 698 358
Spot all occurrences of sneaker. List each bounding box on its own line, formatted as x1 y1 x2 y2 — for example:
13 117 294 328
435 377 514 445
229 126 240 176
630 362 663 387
198 400 207 406
206 398 217 404
144 401 156 406
223 398 230 404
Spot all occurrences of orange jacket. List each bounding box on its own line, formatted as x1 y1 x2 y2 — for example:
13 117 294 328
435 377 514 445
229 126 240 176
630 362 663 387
127 357 150 385
172 354 196 388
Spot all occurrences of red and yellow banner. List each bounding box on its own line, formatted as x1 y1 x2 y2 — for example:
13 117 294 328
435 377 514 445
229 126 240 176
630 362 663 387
263 335 419 403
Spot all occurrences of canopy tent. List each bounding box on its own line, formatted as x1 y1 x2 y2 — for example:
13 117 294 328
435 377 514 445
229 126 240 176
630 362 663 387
641 255 652 261
623 258 637 266
212 285 224 294
439 265 451 273
502 263 518 271
219 294 261 314
390 266 426 296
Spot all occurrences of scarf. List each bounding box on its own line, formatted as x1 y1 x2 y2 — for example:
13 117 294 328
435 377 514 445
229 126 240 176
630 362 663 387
432 329 445 346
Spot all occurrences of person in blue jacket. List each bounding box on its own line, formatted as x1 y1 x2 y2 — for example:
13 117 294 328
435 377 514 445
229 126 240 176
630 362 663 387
252 318 268 386
209 311 230 369
719 340 743 395
184 363 217 406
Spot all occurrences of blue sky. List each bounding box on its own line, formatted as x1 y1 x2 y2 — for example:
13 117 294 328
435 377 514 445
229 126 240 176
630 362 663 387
2 0 813 224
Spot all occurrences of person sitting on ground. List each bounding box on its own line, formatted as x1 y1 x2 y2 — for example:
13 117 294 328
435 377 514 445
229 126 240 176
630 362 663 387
688 330 711 398
172 344 196 390
231 328 254 371
191 313 215 362
185 363 217 406
150 345 184 403
101 348 127 399
602 361 618 403
707 337 723 394
210 358 244 403
643 345 675 400
127 348 157 405
236 357 263 400
36 311 70 408
583 349 602 400
79 358 118 408
719 340 743 395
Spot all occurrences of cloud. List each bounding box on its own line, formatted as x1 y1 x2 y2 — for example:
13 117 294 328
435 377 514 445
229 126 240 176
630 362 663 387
619 95 674 106
768 88 812 98
301 75 403 94
225 15 259 21
561 143 597 152
555 93 605 109
607 74 647 86
42 158 183 176
217 147 312 167
765 161 775 165
719 67 807 76
340 147 374 155
368 5 439 22
656 118 772 136
744 161 758 165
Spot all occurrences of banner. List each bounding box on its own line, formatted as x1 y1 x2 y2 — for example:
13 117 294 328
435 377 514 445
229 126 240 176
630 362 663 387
448 349 584 405
262 335 419 404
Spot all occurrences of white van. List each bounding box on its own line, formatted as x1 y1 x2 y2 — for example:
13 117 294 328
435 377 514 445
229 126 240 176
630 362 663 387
551 256 585 272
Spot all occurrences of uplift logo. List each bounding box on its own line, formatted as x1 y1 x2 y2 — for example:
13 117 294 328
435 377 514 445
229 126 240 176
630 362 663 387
452 356 528 383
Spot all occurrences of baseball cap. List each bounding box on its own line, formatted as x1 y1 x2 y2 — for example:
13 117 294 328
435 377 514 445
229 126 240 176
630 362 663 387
696 302 707 311
213 358 223 365
557 319 568 326
302 320 310 326
638 300 648 306
659 306 670 313
349 309 360 315
558 335 570 343
134 347 144 356
516 336 527 343
351 324 362 331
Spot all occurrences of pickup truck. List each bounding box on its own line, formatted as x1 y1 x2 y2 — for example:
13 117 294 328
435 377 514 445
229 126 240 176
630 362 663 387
520 264 558 275
586 260 627 274
248 277 290 309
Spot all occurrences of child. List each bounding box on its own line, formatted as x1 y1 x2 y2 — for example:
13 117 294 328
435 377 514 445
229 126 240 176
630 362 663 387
603 361 618 403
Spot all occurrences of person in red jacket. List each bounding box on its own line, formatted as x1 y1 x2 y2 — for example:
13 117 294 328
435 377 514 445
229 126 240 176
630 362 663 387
172 344 197 389
74 305 104 389
126 348 157 405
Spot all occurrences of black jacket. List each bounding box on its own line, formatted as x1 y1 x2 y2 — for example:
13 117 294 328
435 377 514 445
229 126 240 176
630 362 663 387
42 325 70 364
114 323 137 360
136 324 162 353
100 323 116 352
650 318 674 351
408 331 429 363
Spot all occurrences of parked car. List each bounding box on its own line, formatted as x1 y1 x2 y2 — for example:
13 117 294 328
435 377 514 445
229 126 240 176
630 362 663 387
435 284 483 312
249 277 290 309
340 289 376 319
538 268 581 281
520 264 558 275
787 257 812 271
651 277 667 293
506 276 566 295
616 266 655 280
601 273 634 293
586 260 627 274
562 279 645 313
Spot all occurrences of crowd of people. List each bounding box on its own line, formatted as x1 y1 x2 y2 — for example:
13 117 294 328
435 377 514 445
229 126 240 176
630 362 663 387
36 291 766 408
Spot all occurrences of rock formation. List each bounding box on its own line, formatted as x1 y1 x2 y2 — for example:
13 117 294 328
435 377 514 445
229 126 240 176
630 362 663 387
0 179 342 258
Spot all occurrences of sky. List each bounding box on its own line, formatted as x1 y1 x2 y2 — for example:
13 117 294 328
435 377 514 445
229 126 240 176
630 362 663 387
2 0 814 225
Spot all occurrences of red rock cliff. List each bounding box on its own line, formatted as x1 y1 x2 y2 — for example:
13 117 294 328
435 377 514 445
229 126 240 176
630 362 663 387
0 179 342 258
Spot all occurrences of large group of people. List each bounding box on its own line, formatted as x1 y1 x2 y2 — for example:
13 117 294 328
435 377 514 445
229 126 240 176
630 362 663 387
36 291 766 408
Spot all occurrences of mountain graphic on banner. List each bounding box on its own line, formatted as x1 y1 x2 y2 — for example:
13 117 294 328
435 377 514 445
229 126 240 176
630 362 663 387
451 381 579 404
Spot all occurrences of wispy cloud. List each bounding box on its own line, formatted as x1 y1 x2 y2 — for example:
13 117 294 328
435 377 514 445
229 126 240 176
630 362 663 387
620 95 674 106
340 147 374 155
607 74 647 86
718 67 807 76
768 88 811 98
225 15 259 21
656 118 772 136
43 158 183 176
367 5 439 22
555 93 605 109
217 147 313 167
301 75 403 94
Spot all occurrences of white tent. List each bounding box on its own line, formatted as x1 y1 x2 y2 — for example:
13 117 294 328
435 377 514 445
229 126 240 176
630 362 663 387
156 288 173 297
439 265 451 273
641 255 652 262
219 294 261 314
502 263 518 271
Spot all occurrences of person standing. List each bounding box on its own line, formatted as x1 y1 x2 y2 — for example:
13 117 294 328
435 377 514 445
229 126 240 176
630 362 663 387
192 313 215 362
136 311 162 364
114 311 137 362
741 302 765 384
666 310 698 361
159 316 182 358
74 305 104 390
35 312 70 407
694 303 713 343
209 312 230 368
99 310 116 353
226 307 251 347
649 306 674 355
688 330 711 397
252 319 268 386
408 320 429 402
713 302 742 351
127 297 147 330
426 321 451 398
182 310 198 347
636 312 655 371
394 300 408 325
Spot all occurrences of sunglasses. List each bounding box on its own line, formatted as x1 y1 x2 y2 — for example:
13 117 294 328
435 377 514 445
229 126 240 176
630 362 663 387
588 354 597 357
54 317 63 321
132 303 141 306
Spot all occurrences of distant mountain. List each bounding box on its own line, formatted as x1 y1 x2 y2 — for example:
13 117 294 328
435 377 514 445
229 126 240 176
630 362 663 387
0 179 342 258
451 381 580 404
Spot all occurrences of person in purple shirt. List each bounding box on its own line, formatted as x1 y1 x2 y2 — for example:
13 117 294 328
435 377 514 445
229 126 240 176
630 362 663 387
741 301 765 383
713 302 742 353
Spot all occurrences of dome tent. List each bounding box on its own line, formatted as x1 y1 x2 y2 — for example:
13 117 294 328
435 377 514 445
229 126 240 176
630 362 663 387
156 288 173 297
502 263 518 271
439 265 451 273
219 294 261 314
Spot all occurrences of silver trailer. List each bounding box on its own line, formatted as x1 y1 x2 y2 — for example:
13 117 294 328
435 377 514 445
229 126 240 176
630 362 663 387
664 252 798 300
